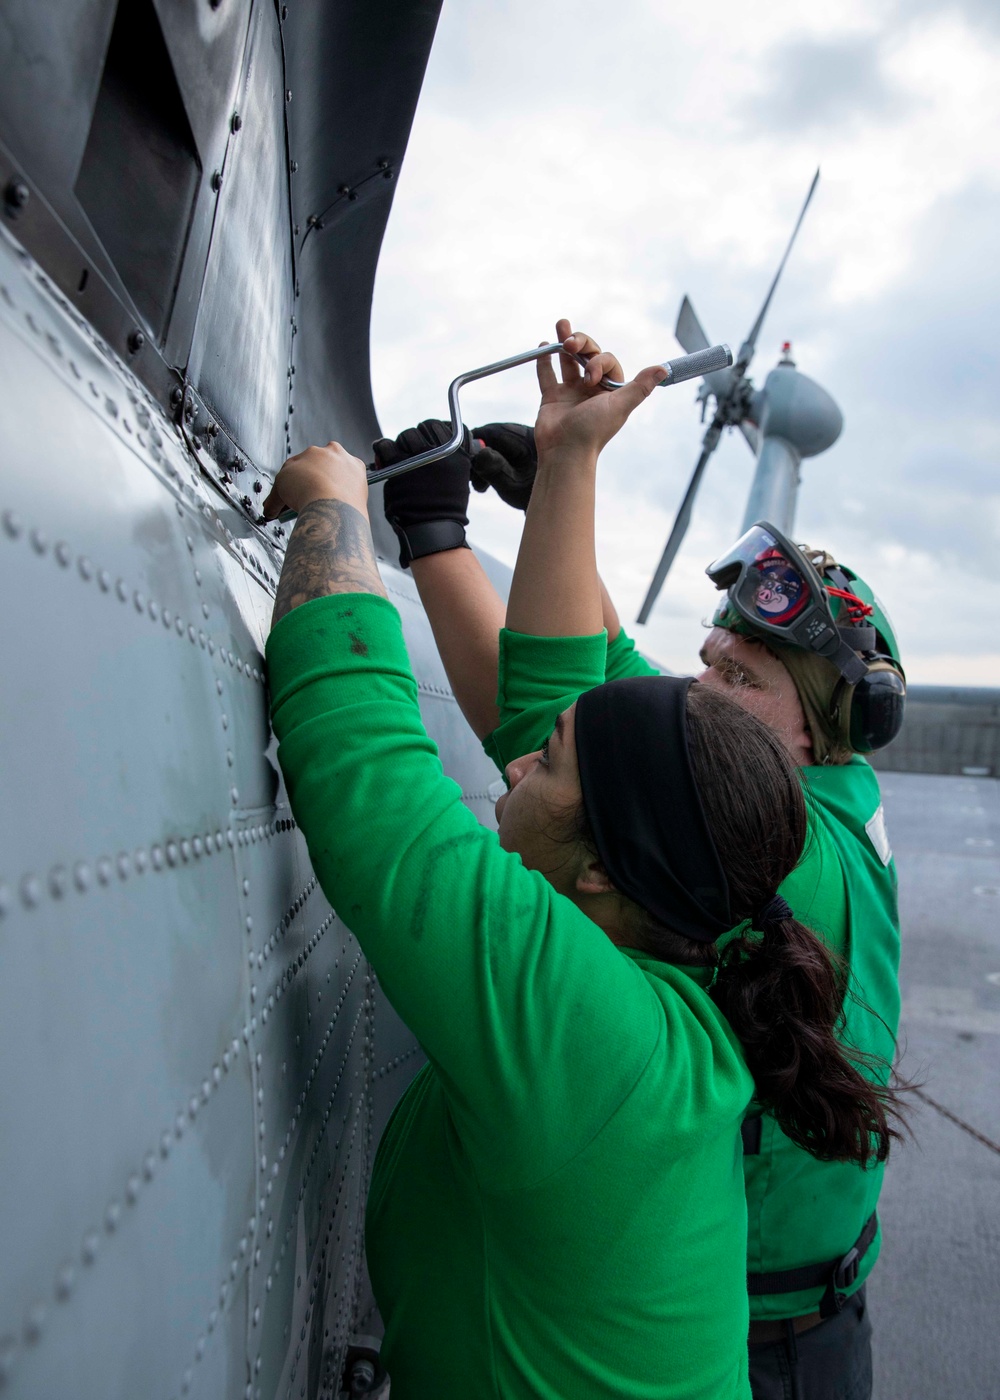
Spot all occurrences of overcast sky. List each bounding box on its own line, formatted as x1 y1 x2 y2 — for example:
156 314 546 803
370 0 1000 684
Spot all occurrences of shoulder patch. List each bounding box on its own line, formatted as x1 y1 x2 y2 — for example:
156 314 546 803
865 804 892 866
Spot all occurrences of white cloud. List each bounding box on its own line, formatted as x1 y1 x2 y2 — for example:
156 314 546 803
370 0 1000 687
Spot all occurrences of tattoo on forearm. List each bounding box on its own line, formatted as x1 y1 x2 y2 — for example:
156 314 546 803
272 500 386 625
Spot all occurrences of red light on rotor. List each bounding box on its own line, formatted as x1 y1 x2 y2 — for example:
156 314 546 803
781 341 791 352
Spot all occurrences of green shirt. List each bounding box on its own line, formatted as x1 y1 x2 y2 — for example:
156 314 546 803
487 625 901 1319
268 594 754 1399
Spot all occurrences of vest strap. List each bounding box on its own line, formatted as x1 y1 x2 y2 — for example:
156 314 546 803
747 1211 879 1318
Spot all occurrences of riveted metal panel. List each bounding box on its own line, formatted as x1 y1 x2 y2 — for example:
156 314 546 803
0 227 502 1396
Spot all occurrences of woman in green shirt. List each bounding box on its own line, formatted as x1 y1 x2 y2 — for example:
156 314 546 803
263 338 897 1398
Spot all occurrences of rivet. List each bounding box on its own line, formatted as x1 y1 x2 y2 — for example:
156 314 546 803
128 329 145 354
134 848 148 874
55 540 71 567
134 590 145 612
285 89 292 102
4 179 30 212
48 865 68 898
117 852 130 880
229 1258 238 1279
175 1114 185 1138
29 527 48 554
253 1306 260 1326
180 839 191 861
81 1231 99 1265
142 1152 156 1181
176 617 185 636
195 1336 205 1361
151 845 164 871
207 1308 218 1332
2 509 22 538
227 831 235 848
202 1079 211 1102
222 1050 231 1071
202 602 210 619
193 836 204 857
231 787 239 805
148 599 159 620
160 1131 172 1158
181 1369 192 1394
20 874 41 908
211 170 223 193
96 857 112 885
125 1174 140 1204
55 1263 75 1300
188 623 196 643
194 568 202 585
189 1096 199 1119
115 577 127 602
166 841 179 866
215 832 225 851
105 1201 121 1232
231 112 242 133
23 1303 45 1344
219 1283 228 1307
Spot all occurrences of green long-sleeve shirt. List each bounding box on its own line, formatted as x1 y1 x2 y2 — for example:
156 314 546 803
267 593 754 1399
486 625 901 1320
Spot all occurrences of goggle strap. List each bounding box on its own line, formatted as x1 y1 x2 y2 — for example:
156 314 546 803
831 641 869 686
838 623 876 652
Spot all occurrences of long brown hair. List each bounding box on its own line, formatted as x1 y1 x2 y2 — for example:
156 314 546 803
573 683 902 1167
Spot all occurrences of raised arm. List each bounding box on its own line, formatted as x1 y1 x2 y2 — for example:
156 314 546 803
505 319 666 636
263 440 662 1188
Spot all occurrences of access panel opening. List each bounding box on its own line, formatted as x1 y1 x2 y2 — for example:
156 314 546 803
75 0 201 341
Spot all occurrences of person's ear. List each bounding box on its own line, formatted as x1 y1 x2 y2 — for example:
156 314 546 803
575 857 616 897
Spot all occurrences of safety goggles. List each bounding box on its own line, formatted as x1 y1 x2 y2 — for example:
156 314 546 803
706 522 875 685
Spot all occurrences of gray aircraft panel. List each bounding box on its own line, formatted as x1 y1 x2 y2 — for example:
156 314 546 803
0 224 498 1395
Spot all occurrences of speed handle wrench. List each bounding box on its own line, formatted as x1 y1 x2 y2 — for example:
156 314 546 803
367 340 732 484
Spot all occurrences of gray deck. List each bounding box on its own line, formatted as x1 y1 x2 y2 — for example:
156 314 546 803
869 772 1000 1398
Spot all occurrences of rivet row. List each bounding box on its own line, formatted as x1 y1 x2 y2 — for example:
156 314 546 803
1 503 269 684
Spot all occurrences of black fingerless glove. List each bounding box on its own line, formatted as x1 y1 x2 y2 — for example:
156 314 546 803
470 422 537 511
375 419 474 568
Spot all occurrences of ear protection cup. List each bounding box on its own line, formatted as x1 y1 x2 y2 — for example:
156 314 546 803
830 657 906 754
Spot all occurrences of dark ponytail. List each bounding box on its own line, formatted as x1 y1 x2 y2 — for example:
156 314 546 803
683 684 901 1166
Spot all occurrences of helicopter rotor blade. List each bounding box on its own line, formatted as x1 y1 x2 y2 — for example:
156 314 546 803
735 167 820 373
739 420 760 455
675 295 739 400
675 296 711 354
636 429 722 625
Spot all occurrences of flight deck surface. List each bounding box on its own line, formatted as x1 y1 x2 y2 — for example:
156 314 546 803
870 771 1000 1398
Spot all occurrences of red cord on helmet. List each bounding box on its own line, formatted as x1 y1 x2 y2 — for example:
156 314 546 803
825 585 873 621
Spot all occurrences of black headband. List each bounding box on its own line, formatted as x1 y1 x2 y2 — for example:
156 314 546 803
574 676 732 944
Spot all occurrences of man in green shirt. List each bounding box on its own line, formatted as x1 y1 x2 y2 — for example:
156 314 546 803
376 345 905 1398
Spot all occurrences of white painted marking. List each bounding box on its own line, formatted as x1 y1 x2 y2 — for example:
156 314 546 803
865 804 892 866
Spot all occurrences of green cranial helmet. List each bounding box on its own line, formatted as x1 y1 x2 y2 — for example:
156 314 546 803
708 528 905 762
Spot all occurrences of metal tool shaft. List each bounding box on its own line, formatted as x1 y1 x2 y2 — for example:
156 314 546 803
367 340 733 483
